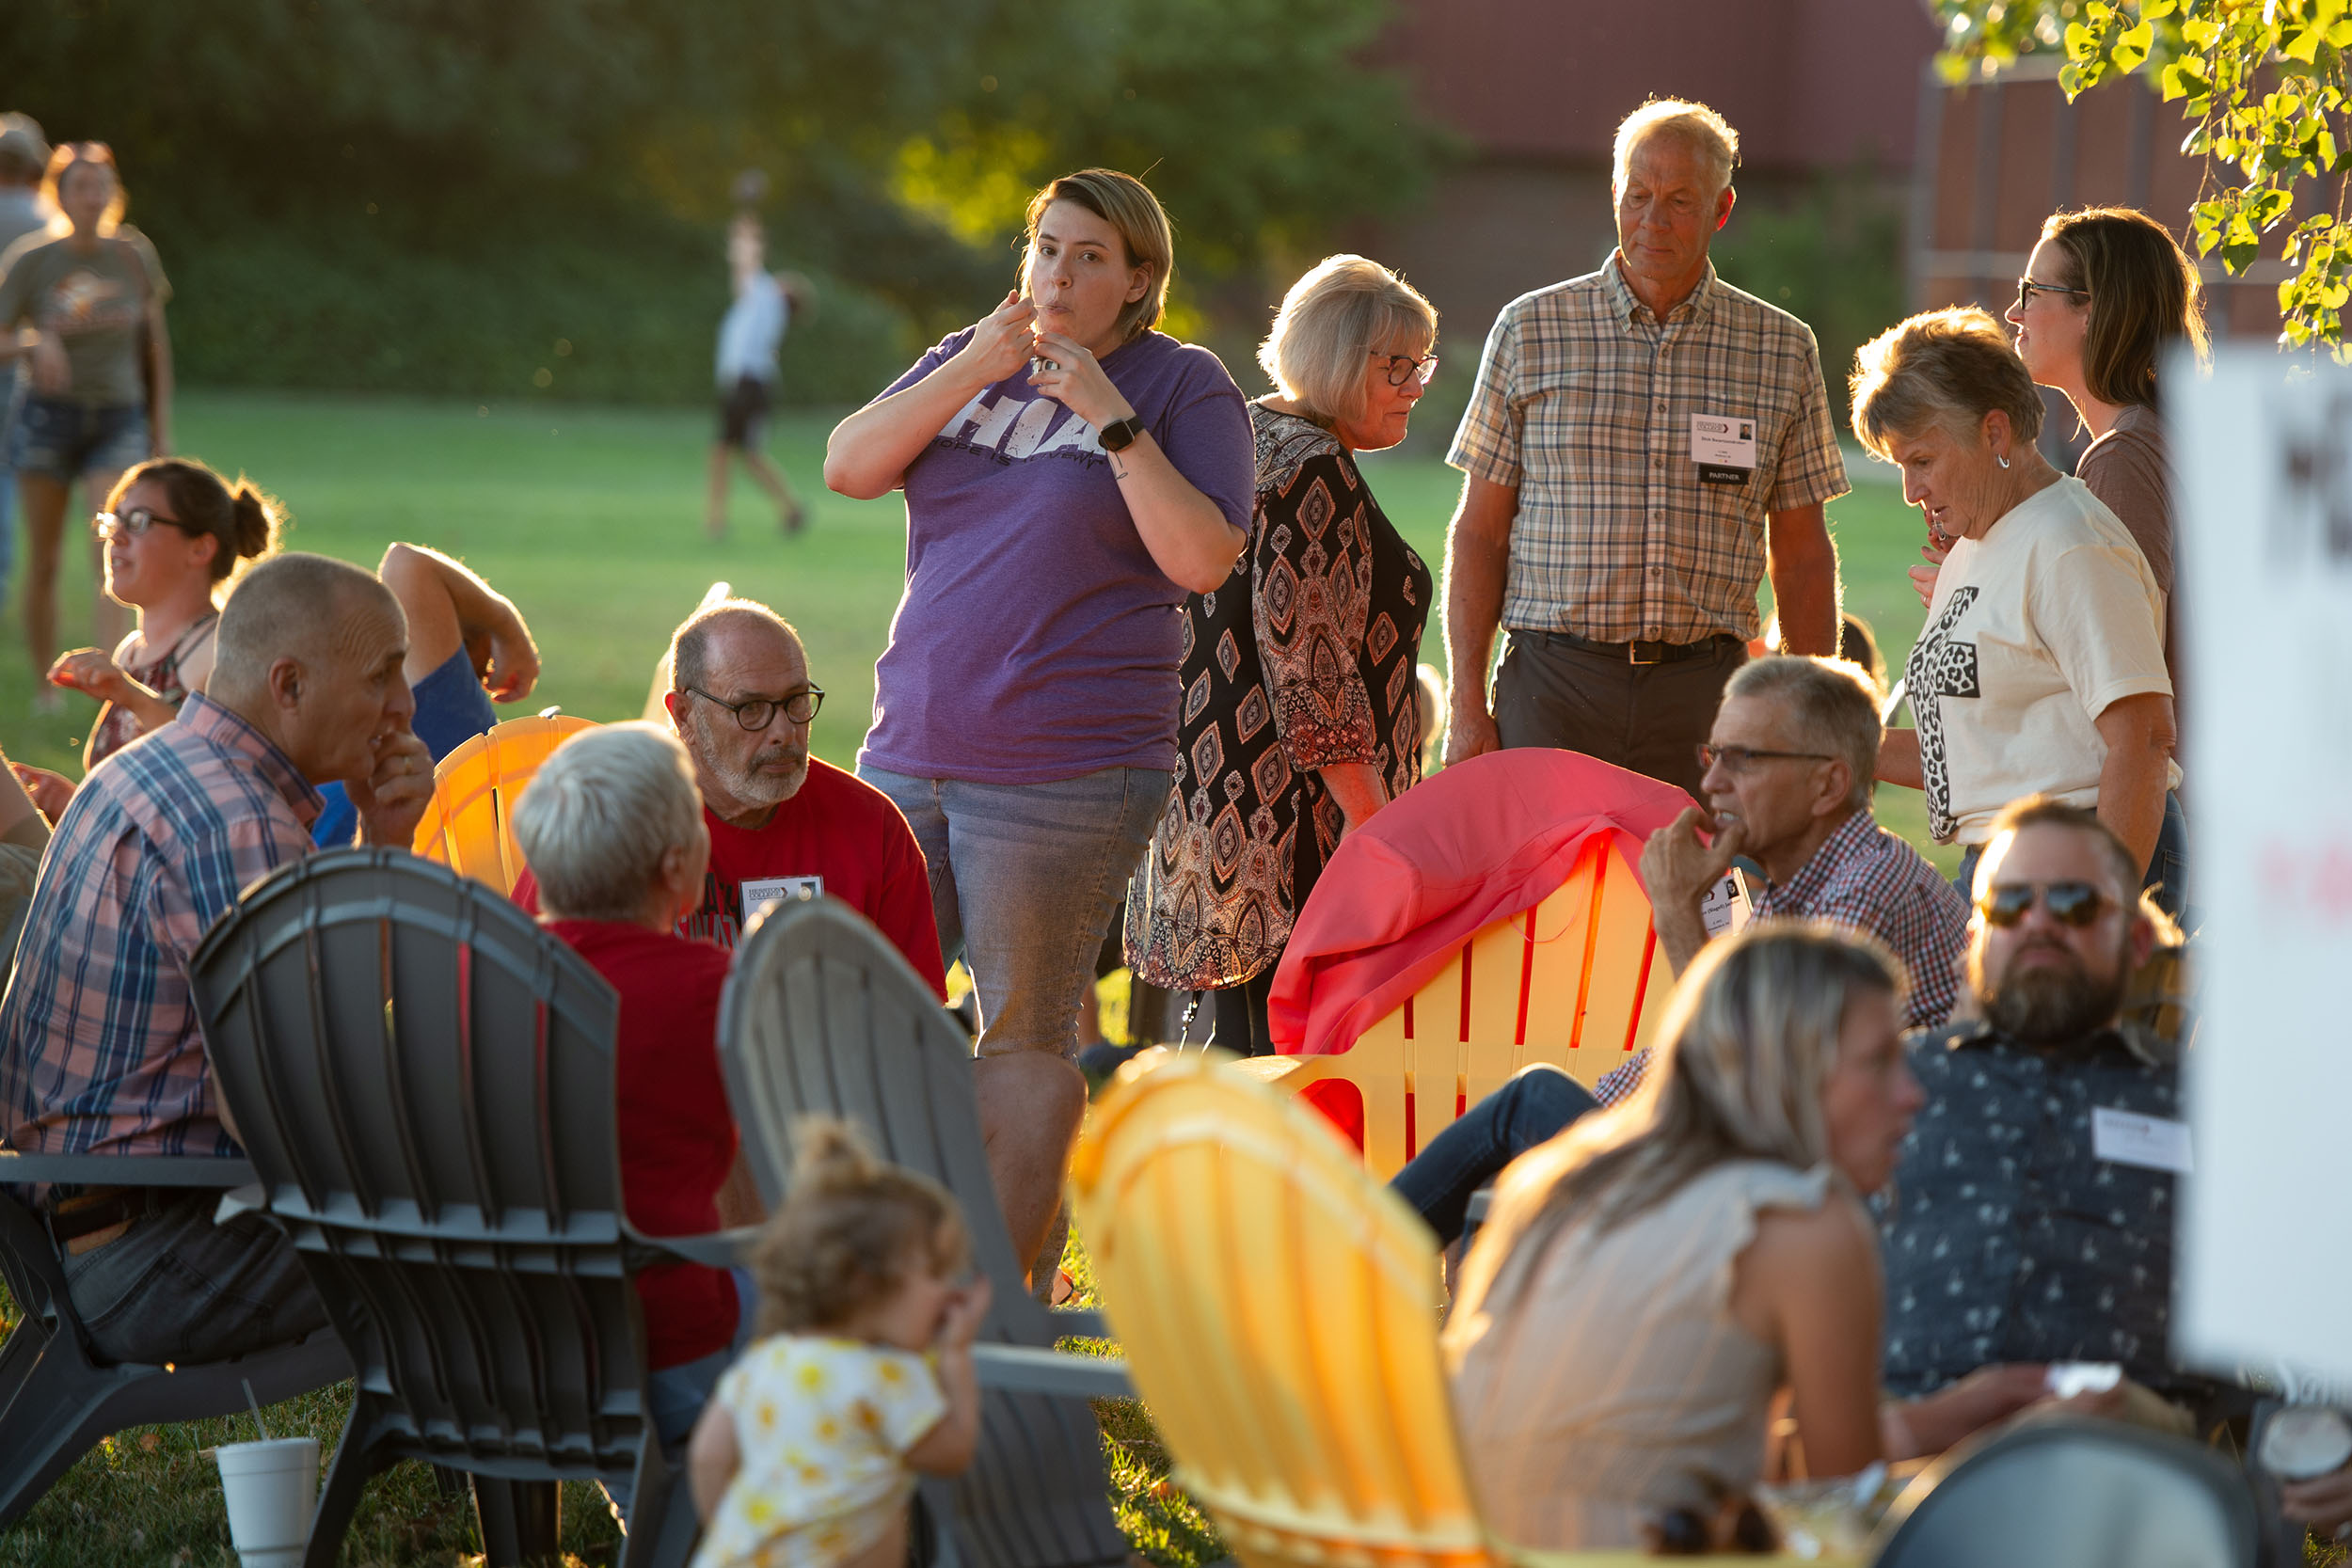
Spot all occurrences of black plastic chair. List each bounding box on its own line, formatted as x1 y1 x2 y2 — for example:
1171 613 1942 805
718 895 1133 1568
188 848 750 1568
0 1150 350 1527
1871 1416 2261 1567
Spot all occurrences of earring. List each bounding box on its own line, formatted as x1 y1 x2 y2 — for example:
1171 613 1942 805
1997 454 2011 469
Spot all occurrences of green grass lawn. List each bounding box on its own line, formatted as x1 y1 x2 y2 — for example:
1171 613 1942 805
0 389 1955 1566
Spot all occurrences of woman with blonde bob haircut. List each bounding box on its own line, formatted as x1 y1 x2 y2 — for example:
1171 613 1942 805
1127 254 1438 1053
1445 923 2042 1550
824 168 1256 1073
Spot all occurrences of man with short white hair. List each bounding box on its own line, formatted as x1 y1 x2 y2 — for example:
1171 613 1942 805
1442 99 1848 798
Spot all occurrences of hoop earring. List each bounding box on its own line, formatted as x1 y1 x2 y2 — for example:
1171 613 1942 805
1997 454 2011 469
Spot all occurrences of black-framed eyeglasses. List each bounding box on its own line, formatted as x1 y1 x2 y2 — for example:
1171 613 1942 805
1696 743 1832 776
93 506 190 542
2016 276 2090 309
680 683 824 731
1976 879 2111 928
1372 351 1439 387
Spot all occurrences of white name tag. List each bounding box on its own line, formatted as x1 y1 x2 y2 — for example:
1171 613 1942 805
1699 868 1751 938
740 875 823 924
2091 1105 2193 1173
1692 412 1758 484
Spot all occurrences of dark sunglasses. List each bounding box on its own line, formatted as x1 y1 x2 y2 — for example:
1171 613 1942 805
1372 351 1438 387
2016 276 2090 309
1976 879 2110 928
680 683 824 732
92 506 191 542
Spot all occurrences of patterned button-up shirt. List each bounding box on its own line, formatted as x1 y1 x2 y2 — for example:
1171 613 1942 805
1876 1020 2218 1415
1447 257 1849 643
0 694 323 1162
1592 809 1970 1105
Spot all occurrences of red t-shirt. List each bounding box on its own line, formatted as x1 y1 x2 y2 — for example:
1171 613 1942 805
515 758 946 999
547 918 739 1370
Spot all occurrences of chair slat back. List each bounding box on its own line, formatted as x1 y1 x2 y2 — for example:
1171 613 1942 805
1070 1053 1499 1568
410 715 599 895
190 849 649 1477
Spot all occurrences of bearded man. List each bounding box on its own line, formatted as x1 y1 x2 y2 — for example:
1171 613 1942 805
1877 794 2219 1431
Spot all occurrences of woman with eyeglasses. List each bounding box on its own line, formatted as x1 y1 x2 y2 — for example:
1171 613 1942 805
1852 309 2184 916
1124 255 1438 1053
51 457 277 775
825 168 1254 1075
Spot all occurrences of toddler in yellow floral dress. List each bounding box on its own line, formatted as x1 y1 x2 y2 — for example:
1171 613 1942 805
688 1120 991 1568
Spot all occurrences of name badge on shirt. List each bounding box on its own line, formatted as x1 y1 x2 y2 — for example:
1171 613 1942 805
1699 867 1752 937
1692 413 1757 485
740 875 823 924
2091 1105 2193 1173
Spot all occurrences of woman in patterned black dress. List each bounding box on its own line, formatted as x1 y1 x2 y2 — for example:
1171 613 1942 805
1125 256 1438 1053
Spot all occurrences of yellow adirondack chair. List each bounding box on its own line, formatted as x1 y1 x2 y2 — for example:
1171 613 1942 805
642 579 735 722
409 714 598 895
1237 837 1742 1180
1068 1050 1839 1568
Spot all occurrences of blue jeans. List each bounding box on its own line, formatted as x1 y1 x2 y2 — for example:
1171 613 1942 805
860 765 1168 1059
7 396 149 483
59 1190 330 1366
603 1264 756 1519
1389 1066 1597 1246
1953 790 2189 923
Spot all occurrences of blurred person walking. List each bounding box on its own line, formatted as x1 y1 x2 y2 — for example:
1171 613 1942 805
0 142 171 702
0 115 51 615
707 215 808 540
1125 255 1438 1054
1441 100 1847 799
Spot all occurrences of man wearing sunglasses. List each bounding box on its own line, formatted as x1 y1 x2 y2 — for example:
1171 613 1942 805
1878 794 2221 1433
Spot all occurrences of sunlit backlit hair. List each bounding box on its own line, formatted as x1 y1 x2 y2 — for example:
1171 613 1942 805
1723 655 1883 813
1613 99 1740 198
1446 924 1904 1337
1257 255 1437 426
1850 307 2044 460
1024 168 1175 344
511 723 704 924
105 458 282 592
41 142 125 237
754 1117 971 1336
2038 206 2210 410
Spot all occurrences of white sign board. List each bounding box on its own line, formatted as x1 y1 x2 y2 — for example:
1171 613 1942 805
2175 350 2352 1384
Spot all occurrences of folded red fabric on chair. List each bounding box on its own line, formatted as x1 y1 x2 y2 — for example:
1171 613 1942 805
1268 749 1693 1057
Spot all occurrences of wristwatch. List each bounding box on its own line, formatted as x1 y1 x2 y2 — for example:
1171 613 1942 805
1099 415 1146 453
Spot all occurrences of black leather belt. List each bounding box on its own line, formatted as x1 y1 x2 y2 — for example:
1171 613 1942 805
1531 629 1744 666
45 1186 177 1246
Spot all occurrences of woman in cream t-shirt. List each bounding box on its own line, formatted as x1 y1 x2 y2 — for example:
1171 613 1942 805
1851 309 2183 912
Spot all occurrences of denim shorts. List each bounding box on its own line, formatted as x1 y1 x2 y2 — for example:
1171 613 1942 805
8 396 150 483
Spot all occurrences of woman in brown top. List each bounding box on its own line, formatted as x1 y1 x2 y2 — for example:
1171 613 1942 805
1124 255 1436 1053
1445 925 2046 1552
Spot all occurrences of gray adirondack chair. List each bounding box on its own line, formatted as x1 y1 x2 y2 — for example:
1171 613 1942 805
717 894 1133 1568
187 848 753 1568
0 1150 350 1527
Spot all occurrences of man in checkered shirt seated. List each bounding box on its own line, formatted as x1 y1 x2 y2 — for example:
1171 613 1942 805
1391 655 1966 1243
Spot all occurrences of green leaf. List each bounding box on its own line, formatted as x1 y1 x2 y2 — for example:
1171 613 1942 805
2141 0 2178 17
2183 15 2222 45
2284 26 2325 63
2161 59 2210 100
2115 19 2154 69
2065 20 2100 58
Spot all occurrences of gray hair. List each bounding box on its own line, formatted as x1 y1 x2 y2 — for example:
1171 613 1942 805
1613 99 1740 197
215 553 395 685
512 722 703 923
1257 255 1437 425
670 597 802 694
1851 307 2046 459
1724 655 1883 813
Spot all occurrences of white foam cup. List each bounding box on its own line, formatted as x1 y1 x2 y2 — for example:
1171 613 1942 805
215 1436 319 1568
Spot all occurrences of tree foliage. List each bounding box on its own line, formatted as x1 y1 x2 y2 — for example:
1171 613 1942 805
1931 0 2352 355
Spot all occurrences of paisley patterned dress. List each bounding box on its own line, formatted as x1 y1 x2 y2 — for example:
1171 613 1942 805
1125 402 1430 1006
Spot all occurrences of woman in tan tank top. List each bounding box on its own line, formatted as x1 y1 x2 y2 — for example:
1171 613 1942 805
1444 924 2050 1552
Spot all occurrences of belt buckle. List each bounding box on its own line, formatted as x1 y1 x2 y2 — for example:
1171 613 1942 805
1628 639 1662 666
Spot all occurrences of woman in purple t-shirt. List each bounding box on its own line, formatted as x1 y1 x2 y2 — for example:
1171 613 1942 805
824 169 1255 1082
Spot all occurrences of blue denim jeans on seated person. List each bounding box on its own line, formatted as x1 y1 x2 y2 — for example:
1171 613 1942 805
1953 790 2189 925
59 1189 331 1366
1389 1066 1598 1247
860 766 1168 1058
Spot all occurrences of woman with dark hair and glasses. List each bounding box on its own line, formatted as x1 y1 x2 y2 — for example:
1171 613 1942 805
1124 254 1438 1053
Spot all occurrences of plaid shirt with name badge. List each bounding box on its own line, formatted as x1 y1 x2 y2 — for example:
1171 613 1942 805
1447 258 1849 644
0 693 323 1167
1592 810 1971 1105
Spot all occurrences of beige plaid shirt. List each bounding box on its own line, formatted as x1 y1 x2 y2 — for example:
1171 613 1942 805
1447 257 1849 644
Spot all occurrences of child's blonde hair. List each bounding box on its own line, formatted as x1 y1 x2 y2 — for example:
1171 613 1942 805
753 1118 972 1336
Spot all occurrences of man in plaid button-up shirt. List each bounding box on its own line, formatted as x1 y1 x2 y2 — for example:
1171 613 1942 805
0 552 435 1365
1442 100 1848 799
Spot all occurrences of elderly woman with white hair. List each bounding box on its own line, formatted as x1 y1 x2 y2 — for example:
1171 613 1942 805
511 721 752 1513
1125 254 1438 1053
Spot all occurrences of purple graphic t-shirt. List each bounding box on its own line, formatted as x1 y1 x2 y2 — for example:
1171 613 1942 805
857 326 1255 784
